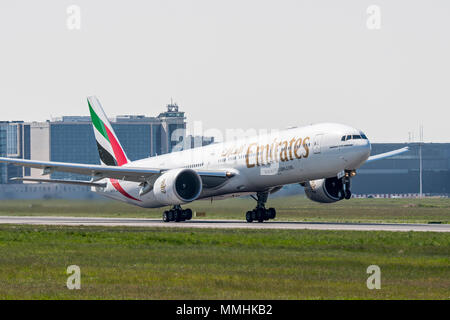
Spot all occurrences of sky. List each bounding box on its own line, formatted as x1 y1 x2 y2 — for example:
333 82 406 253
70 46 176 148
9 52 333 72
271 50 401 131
0 0 449 143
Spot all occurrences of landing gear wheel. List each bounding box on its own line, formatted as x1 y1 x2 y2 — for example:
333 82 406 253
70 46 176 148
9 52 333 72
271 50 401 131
163 206 193 222
256 207 265 223
174 210 181 222
184 209 193 220
163 211 170 222
246 211 253 223
345 189 352 200
343 174 352 200
268 208 276 220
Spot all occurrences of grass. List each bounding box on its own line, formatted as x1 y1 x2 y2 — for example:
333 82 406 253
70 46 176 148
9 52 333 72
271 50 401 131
0 224 448 299
0 197 448 224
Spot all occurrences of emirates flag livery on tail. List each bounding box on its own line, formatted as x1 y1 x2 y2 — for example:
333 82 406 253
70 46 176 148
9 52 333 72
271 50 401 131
0 97 408 223
88 97 140 201
88 97 129 167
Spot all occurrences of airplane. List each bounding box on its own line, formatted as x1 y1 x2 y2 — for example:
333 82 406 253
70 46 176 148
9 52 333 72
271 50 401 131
0 96 408 223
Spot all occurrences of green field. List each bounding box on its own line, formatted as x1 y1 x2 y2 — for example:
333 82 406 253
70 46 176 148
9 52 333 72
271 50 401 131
0 198 448 299
0 197 448 224
0 224 448 299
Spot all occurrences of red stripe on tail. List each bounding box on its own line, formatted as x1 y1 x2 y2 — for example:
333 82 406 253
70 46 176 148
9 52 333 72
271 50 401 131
104 125 128 166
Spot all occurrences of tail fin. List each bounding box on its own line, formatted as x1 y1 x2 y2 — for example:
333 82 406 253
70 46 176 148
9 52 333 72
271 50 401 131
87 96 129 166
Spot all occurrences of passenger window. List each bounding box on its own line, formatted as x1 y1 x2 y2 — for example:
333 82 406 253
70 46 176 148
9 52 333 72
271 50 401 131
346 135 351 141
353 135 361 139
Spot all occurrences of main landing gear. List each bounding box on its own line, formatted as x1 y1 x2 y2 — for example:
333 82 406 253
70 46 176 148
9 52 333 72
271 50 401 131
246 191 276 223
163 205 193 222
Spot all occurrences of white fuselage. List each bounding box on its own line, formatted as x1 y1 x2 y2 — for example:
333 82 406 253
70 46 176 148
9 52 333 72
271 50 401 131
95 122 371 208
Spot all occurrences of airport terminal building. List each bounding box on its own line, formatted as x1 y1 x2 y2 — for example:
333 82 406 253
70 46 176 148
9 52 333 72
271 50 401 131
353 143 450 196
0 121 25 185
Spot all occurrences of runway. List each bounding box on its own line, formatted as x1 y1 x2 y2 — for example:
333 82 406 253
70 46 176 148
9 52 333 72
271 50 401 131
0 216 448 232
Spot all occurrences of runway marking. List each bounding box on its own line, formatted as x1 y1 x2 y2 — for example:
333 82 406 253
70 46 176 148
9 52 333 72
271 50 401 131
0 216 448 232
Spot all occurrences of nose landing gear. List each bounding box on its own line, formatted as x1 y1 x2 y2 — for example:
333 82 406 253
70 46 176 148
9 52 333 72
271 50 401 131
163 205 193 222
246 191 276 223
340 170 355 200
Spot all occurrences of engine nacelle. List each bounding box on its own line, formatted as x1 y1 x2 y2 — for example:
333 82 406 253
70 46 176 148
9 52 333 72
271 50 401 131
153 168 202 205
303 177 343 203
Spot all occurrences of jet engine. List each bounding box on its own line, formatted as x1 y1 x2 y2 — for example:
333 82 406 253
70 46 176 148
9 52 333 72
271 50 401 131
303 177 344 203
153 168 203 205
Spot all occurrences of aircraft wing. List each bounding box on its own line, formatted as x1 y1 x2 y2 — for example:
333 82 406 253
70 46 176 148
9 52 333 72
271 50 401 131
0 157 161 183
0 157 236 185
10 177 107 187
365 147 409 163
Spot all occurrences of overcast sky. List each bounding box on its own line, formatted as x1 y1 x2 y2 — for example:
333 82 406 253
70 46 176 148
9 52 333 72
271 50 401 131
0 0 449 142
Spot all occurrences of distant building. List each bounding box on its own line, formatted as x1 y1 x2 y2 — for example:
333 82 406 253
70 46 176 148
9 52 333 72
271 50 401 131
157 102 186 154
28 119 100 181
352 143 450 195
0 121 27 184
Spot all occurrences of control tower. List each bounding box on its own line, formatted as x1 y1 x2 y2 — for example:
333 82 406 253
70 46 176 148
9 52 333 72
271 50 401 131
158 101 186 154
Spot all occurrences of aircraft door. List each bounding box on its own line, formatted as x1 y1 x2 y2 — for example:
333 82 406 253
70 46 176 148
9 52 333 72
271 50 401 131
313 134 324 154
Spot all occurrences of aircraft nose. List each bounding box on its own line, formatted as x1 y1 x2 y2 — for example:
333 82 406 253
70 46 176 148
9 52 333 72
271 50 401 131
348 138 371 163
359 139 371 161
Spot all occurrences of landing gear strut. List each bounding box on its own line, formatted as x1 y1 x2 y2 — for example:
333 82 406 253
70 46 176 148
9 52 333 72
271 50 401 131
246 191 276 223
340 170 353 200
163 205 193 222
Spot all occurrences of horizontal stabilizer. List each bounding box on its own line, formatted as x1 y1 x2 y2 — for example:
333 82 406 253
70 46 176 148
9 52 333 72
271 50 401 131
366 147 409 163
10 177 107 188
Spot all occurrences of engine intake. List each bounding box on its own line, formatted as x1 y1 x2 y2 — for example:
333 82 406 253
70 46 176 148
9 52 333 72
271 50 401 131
153 168 202 205
303 177 343 203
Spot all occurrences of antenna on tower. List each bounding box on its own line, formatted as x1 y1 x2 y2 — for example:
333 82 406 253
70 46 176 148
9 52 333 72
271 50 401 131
419 125 423 198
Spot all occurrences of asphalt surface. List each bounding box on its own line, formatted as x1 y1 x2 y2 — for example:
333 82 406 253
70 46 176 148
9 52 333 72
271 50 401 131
0 216 448 232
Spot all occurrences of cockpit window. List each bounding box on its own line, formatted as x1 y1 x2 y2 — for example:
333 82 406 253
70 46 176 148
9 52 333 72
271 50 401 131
342 134 369 141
